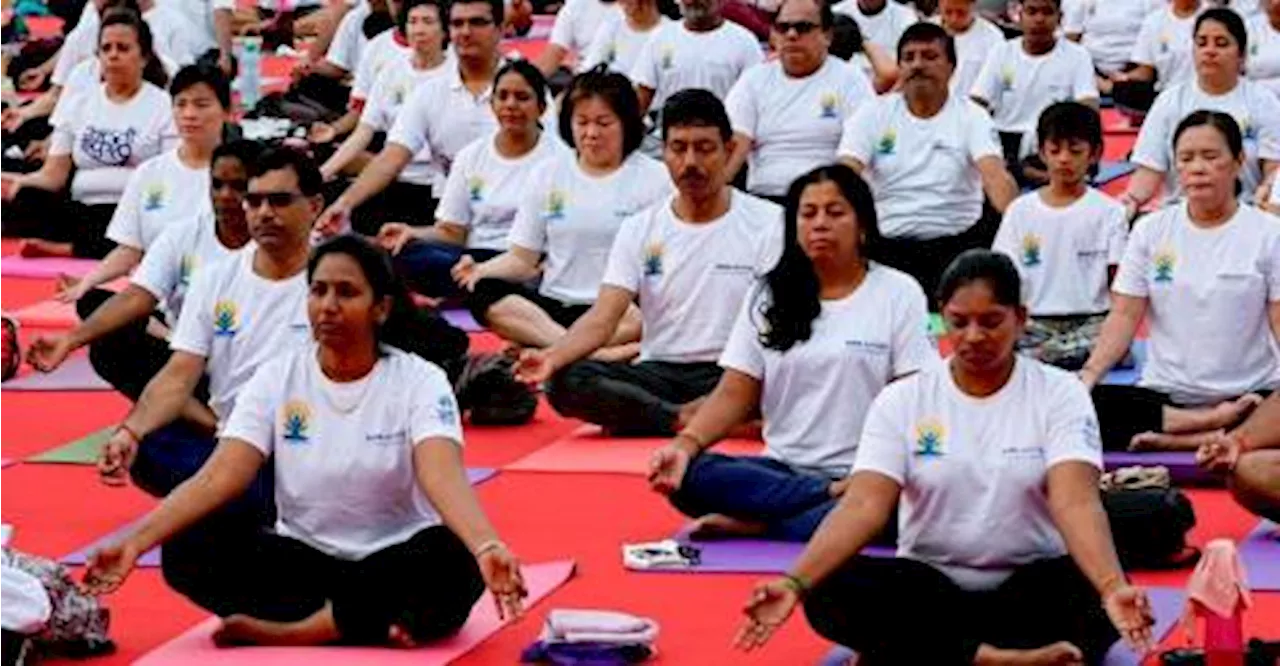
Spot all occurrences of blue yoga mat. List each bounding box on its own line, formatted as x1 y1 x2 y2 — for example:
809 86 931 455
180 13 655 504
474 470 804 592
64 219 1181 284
1102 340 1147 386
1095 160 1137 185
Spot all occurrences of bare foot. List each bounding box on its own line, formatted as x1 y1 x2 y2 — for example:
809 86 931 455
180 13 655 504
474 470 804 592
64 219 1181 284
588 342 640 363
1130 429 1225 452
975 641 1083 666
688 514 768 540
212 607 340 648
18 239 73 258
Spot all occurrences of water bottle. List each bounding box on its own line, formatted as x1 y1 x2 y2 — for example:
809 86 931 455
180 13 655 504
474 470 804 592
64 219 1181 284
235 35 263 112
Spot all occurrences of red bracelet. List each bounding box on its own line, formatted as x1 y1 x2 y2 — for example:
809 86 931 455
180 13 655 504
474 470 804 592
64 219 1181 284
117 424 141 444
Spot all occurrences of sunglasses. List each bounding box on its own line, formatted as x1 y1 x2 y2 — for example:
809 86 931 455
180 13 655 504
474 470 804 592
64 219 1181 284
211 177 248 192
449 16 495 28
773 20 820 35
243 191 304 209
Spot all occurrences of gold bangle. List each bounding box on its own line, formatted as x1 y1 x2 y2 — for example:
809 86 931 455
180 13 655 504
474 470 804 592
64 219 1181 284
473 540 505 558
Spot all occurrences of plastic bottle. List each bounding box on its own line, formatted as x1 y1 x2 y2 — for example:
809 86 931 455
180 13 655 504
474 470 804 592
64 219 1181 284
235 35 263 112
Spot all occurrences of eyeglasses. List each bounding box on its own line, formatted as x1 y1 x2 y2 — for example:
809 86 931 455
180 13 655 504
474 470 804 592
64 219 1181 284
449 16 495 28
243 191 304 209
211 177 248 192
773 20 820 35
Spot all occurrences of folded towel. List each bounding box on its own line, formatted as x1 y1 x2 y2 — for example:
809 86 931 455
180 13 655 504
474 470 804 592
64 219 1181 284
1185 539 1252 620
543 609 659 646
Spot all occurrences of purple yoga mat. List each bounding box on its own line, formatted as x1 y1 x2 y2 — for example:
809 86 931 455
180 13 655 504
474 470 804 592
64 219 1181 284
630 529 894 574
60 469 499 567
1240 520 1280 592
0 256 99 279
441 308 483 333
1103 450 1219 486
816 587 1185 666
2 356 111 392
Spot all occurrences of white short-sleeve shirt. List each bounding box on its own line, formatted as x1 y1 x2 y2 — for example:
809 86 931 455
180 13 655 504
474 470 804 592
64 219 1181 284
507 151 672 304
1111 203 1280 405
630 20 764 110
350 30 411 104
172 0 234 54
726 57 875 197
720 264 937 477
48 83 177 205
831 0 919 53
837 93 1002 239
1246 15 1280 100
579 13 671 75
853 357 1104 591
992 188 1128 317
436 129 565 252
1063 0 1164 74
52 54 178 128
360 54 453 188
222 346 462 560
948 17 1006 99
550 0 619 54
325 2 375 72
106 148 212 251
1131 79 1280 205
1130 7 1199 91
169 248 312 424
970 37 1099 134
131 212 239 319
602 191 784 363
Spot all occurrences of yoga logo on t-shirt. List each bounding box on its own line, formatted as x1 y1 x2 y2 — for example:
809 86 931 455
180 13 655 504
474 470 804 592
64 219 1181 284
875 128 896 156
913 419 946 457
819 93 839 119
1152 248 1176 283
643 241 665 277
79 126 138 167
660 45 675 70
1020 233 1042 267
281 400 312 443
434 394 458 426
468 176 485 202
143 182 166 211
544 189 567 221
999 66 1015 93
179 254 197 286
213 299 240 336
1238 116 1258 143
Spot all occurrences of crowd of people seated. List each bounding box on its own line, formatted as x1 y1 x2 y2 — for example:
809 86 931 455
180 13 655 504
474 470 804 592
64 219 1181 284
3 0 1280 660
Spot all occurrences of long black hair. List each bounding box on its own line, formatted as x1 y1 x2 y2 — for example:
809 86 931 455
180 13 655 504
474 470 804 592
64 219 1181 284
759 164 882 352
99 7 168 88
307 235 469 363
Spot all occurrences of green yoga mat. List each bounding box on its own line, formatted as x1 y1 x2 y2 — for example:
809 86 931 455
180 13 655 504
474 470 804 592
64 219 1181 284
25 427 114 464
929 313 946 337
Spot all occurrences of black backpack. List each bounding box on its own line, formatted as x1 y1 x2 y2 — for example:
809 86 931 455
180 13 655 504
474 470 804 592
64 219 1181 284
1102 487 1200 570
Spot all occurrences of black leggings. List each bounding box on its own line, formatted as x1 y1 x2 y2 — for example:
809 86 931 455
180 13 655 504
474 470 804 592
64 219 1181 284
874 204 1001 309
163 524 485 645
546 360 722 436
804 555 1118 666
1091 385 1273 451
1 188 116 258
76 289 176 401
466 278 590 329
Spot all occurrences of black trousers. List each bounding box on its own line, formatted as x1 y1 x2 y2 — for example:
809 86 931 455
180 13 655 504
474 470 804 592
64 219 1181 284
163 524 485 645
1091 385 1273 451
1 189 116 258
875 205 1001 309
75 289 182 401
466 278 590 329
804 555 1118 666
341 180 438 236
546 360 722 436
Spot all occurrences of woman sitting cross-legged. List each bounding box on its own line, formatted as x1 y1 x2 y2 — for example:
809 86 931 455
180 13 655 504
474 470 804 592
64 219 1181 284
455 67 669 352
733 250 1156 666
81 235 526 648
1080 111 1280 452
647 165 936 542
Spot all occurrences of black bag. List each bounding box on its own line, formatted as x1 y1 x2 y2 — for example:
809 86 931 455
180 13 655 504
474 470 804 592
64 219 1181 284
1102 487 1199 570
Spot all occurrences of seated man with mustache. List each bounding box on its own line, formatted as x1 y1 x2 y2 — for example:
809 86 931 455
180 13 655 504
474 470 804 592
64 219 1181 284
515 88 784 437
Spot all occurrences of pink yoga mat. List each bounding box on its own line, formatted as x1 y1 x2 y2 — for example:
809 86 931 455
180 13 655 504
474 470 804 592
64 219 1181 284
1240 520 1280 592
3 355 111 391
504 425 763 475
816 587 1186 666
133 559 576 666
0 257 100 279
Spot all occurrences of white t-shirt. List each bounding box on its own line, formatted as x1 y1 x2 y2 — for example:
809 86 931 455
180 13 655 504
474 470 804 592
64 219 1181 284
222 346 462 560
52 54 179 128
325 1 375 72
949 17 1006 99
1131 7 1199 91
550 0 619 54
131 211 239 318
720 265 937 477
350 30 411 104
170 248 312 424
436 129 565 252
831 0 919 53
837 93 1002 239
1246 15 1280 100
726 57 875 197
630 20 764 109
1131 79 1280 205
507 152 672 304
106 148 212 251
1063 0 1164 74
48 82 177 205
853 357 1103 591
172 0 234 54
1112 202 1280 405
579 13 671 75
51 4 204 86
602 191 784 363
992 188 1127 316
971 37 1099 135
360 54 453 188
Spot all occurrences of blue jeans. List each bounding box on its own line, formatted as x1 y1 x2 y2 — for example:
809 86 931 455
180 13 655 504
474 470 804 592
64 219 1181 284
394 241 500 299
669 454 841 542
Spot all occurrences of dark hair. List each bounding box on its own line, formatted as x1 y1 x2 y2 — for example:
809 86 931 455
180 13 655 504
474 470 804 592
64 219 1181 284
495 59 549 113
448 0 504 28
661 88 732 141
559 65 645 157
99 8 168 88
1020 0 1061 12
829 14 864 60
774 0 835 30
398 0 448 46
212 139 263 168
170 63 231 110
1037 101 1102 151
1172 109 1244 160
936 249 1022 309
760 164 882 352
897 21 956 66
250 146 324 196
1195 8 1248 57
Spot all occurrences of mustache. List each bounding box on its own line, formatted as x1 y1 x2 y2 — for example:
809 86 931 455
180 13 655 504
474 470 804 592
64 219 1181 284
678 169 707 182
